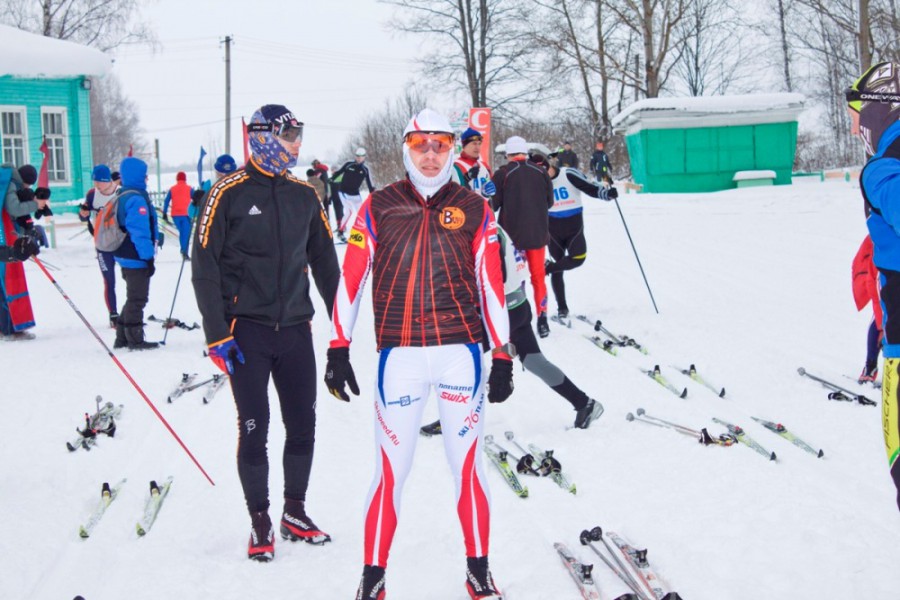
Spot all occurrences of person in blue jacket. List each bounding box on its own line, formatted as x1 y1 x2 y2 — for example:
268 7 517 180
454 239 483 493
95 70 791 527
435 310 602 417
850 61 900 510
113 157 159 350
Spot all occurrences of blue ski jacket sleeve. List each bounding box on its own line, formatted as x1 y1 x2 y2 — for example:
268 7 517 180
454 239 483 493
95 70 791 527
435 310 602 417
863 122 900 272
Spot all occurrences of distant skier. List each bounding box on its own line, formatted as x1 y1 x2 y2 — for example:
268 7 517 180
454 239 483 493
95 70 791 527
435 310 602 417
331 148 375 241
79 164 120 327
556 140 578 169
589 140 613 184
537 149 618 321
161 171 195 260
847 61 900 510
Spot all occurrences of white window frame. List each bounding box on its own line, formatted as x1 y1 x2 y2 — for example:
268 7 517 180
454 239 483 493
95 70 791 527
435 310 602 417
41 106 71 185
0 105 29 168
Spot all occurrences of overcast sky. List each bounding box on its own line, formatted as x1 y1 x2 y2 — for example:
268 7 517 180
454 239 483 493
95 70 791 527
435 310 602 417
112 0 432 169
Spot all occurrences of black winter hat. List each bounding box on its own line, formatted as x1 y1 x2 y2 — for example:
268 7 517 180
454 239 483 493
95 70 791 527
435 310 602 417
18 165 37 185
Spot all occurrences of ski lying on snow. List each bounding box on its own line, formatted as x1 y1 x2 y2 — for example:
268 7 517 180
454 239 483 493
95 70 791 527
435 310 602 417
167 373 198 403
750 417 824 458
79 478 126 538
711 418 776 461
673 364 725 398
483 436 528 498
575 315 649 355
554 542 602 599
202 374 228 404
605 531 684 600
797 367 876 406
583 333 619 356
66 397 122 452
136 477 173 536
550 314 573 328
525 442 577 494
645 365 687 398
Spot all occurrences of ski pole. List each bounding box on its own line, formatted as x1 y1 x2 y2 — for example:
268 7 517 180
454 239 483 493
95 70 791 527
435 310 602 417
159 253 188 346
579 528 652 600
612 197 659 314
28 255 215 486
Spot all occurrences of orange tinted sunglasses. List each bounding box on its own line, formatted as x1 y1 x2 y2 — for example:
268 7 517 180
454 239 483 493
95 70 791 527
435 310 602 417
405 132 454 154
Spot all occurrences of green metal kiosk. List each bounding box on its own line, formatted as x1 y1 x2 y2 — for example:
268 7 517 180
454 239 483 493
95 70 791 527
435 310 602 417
611 93 805 193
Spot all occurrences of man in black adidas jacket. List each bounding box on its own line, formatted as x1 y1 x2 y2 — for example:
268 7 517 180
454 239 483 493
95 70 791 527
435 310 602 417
191 104 341 562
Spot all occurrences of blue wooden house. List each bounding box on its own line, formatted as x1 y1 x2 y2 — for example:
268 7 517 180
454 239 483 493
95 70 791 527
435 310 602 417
0 25 111 212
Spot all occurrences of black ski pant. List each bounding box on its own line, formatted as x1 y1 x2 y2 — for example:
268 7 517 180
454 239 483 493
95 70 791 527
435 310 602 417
546 214 587 314
330 184 344 228
229 319 318 514
119 266 151 326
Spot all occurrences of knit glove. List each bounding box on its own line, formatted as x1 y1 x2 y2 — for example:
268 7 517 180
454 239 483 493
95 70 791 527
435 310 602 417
208 336 245 375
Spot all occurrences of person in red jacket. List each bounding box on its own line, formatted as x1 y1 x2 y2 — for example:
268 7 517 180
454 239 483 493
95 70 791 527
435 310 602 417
162 171 195 260
853 235 883 383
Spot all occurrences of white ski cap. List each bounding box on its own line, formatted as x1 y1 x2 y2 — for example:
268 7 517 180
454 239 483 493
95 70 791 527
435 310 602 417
403 108 454 139
355 147 367 157
505 136 528 155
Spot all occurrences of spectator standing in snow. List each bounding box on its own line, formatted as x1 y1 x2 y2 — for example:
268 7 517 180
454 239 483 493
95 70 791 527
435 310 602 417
847 61 900 511
0 163 42 341
112 157 159 351
162 171 195 260
306 168 326 203
589 141 613 184
79 165 120 326
192 104 340 562
557 140 578 169
0 235 39 263
310 159 332 222
491 135 554 338
331 148 375 241
452 127 495 198
325 108 512 599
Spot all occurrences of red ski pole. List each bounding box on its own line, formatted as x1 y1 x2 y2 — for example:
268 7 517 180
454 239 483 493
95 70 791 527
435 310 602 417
29 255 215 486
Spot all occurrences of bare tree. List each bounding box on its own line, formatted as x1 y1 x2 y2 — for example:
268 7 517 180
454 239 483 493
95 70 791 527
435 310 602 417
341 87 430 185
1 0 158 52
671 0 748 96
600 0 688 98
380 0 550 113
89 75 146 166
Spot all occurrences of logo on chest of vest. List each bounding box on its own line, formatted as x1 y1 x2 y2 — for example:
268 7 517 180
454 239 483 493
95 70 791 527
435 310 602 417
248 205 262 215
440 206 465 230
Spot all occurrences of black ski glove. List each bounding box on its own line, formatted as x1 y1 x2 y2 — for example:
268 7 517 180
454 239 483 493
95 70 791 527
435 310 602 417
10 236 39 261
191 189 206 204
16 187 35 203
487 357 514 403
324 346 360 402
605 187 618 200
35 187 51 200
34 206 53 219
465 165 480 184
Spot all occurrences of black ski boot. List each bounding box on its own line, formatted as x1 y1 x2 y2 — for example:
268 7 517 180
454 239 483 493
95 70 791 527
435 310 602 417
113 321 128 349
355 565 386 600
280 498 331 545
124 323 159 351
536 313 550 338
248 510 274 562
420 419 443 437
574 399 604 429
465 556 503 599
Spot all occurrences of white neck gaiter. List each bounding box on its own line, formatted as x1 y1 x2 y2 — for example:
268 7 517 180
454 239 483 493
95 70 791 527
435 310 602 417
403 145 455 199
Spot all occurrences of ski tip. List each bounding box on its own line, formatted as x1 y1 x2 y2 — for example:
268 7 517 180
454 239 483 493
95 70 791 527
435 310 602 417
680 388 688 399
817 449 825 458
661 593 685 600
719 388 726 398
136 523 146 536
78 527 89 539
66 442 76 452
504 430 515 440
770 452 777 461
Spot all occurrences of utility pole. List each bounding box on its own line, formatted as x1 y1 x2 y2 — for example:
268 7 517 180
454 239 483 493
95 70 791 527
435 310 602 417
154 138 161 195
224 35 232 154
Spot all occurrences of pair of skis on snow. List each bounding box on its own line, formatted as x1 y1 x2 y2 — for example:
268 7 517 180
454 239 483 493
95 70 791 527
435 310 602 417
147 314 200 331
78 477 173 538
556 527 683 600
66 396 123 452
167 372 228 404
483 432 577 498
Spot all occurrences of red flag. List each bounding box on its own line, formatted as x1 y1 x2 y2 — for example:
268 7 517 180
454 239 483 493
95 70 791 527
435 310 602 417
468 108 492 171
37 137 50 188
127 144 134 157
241 117 250 167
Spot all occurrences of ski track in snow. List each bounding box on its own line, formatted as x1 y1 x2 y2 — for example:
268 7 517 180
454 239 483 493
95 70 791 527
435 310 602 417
4 178 898 600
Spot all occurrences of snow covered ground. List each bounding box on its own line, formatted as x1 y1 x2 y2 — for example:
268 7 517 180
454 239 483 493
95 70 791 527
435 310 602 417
4 177 897 600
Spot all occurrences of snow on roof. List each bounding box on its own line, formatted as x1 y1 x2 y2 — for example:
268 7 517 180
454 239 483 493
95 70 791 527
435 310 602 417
0 24 112 78
612 93 806 133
